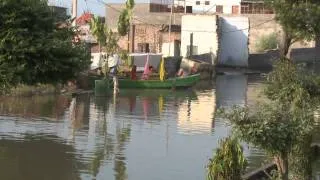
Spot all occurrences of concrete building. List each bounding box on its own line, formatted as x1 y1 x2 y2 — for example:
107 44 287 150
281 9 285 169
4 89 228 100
184 0 241 14
105 3 182 56
181 15 218 64
150 0 242 14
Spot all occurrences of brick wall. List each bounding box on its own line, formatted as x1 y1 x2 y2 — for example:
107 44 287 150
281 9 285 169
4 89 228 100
117 24 181 53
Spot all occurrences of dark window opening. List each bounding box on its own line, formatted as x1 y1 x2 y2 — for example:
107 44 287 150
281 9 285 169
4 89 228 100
216 5 223 13
138 43 150 53
196 1 200 5
205 1 210 5
186 6 193 13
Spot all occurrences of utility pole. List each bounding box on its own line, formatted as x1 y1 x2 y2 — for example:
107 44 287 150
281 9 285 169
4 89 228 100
184 0 186 14
72 0 78 26
168 0 174 56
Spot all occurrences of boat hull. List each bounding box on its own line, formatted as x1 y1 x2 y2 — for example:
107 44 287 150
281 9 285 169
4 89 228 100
100 74 200 89
116 74 200 89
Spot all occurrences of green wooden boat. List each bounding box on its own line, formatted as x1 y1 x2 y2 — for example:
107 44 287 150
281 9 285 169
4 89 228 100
95 74 200 95
116 74 200 89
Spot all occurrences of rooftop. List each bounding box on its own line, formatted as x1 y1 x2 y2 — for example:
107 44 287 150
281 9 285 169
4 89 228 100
105 3 182 30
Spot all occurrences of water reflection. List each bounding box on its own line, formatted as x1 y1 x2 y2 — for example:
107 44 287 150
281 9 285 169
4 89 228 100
0 74 272 180
0 95 71 120
177 91 216 135
216 75 248 108
0 135 81 180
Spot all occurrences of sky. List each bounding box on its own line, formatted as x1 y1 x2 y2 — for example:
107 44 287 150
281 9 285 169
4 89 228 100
77 0 148 16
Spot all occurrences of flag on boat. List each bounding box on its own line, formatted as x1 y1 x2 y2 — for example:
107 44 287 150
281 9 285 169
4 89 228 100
142 54 150 79
159 58 165 81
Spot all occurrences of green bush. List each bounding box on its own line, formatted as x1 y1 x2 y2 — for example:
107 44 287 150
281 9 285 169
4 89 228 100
255 33 278 52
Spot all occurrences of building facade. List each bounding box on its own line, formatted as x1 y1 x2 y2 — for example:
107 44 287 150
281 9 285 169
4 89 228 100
106 3 182 56
150 0 242 14
184 0 241 14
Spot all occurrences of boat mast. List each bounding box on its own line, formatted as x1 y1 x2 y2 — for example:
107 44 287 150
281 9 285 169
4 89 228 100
168 0 173 56
72 0 78 26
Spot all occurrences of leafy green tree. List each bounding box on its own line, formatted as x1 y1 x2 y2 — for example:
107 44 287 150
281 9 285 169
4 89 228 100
0 0 91 90
267 0 320 58
207 137 247 180
224 102 315 180
117 0 135 36
264 60 320 180
89 16 107 67
221 60 320 180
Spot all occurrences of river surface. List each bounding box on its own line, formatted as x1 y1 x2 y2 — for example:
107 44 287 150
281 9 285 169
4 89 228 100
0 74 319 180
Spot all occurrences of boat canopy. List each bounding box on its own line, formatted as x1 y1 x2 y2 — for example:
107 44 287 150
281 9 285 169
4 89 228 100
129 53 162 72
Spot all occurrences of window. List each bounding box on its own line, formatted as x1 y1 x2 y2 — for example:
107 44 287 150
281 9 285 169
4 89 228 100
186 6 193 13
137 43 150 53
205 1 210 5
216 5 223 13
196 1 200 5
232 5 239 14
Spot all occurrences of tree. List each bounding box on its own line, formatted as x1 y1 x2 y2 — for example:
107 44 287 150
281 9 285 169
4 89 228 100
267 0 320 58
222 60 320 180
206 137 247 180
223 103 313 180
117 0 135 36
89 16 107 67
264 60 320 180
0 0 91 90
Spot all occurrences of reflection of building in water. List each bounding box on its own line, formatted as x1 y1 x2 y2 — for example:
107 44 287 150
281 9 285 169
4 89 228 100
177 91 216 134
215 75 248 108
114 96 160 119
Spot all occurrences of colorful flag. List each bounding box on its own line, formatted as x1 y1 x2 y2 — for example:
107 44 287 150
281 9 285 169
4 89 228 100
159 58 165 81
142 54 150 79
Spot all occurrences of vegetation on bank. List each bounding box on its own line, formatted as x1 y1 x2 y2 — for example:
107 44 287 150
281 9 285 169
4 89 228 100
255 33 278 53
208 59 320 180
0 0 91 94
207 137 247 180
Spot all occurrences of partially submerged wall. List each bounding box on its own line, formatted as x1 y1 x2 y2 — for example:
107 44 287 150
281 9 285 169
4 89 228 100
218 16 249 67
181 15 218 64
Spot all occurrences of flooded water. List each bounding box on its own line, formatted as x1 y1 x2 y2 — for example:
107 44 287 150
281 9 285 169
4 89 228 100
0 74 318 180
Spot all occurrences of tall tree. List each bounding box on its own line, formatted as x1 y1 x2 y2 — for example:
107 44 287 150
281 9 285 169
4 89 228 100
117 0 135 36
268 0 320 58
222 61 320 180
89 16 107 67
0 0 91 89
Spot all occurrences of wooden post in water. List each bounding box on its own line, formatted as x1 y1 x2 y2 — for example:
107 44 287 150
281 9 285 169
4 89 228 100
189 33 193 57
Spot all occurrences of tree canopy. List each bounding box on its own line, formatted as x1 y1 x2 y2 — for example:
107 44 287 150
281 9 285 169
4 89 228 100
266 0 320 56
0 0 91 90
117 0 135 36
221 60 320 180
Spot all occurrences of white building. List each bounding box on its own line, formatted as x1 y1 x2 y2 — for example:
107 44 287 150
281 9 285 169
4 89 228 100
150 0 241 14
175 0 241 14
181 15 218 63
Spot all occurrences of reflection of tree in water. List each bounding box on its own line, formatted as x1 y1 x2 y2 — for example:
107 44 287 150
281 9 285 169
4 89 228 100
114 124 131 180
70 94 91 129
0 95 71 119
0 134 82 180
89 96 131 180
